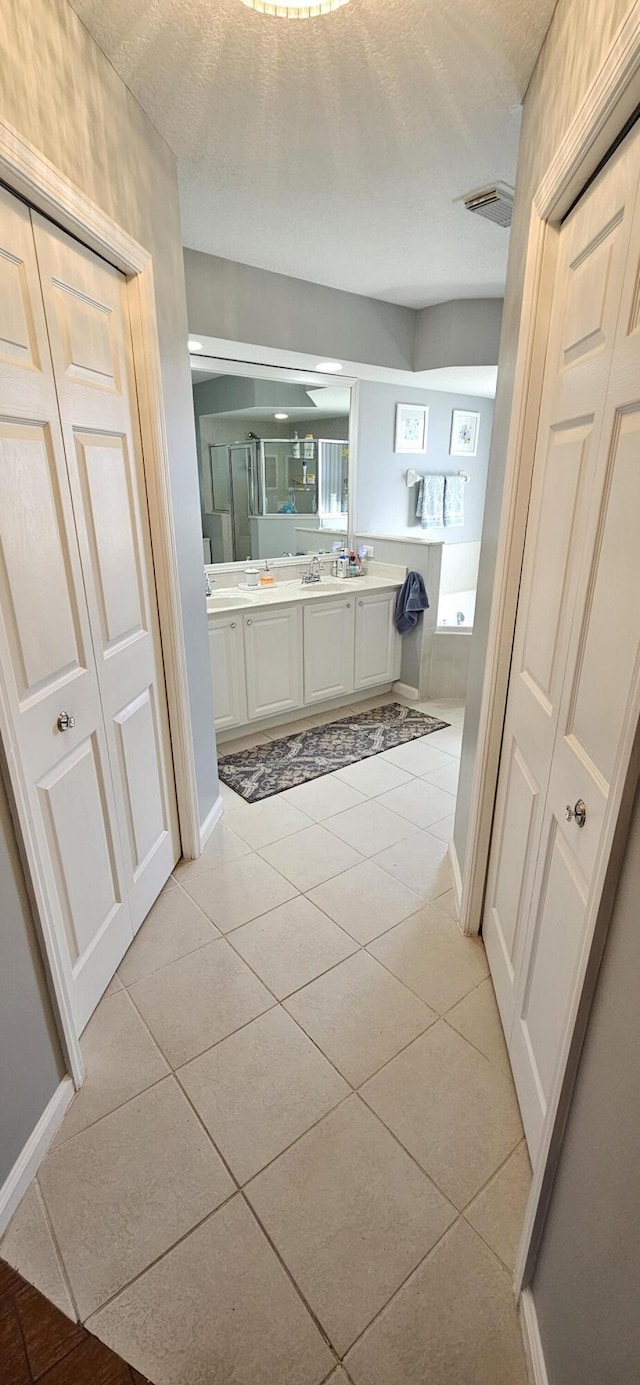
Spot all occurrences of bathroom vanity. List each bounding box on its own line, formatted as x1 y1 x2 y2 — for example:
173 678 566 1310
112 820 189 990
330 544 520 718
207 574 403 737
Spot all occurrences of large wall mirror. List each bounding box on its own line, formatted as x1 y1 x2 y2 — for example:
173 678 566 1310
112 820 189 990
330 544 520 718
191 360 353 565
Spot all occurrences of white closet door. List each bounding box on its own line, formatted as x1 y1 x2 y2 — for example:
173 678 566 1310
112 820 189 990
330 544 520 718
483 121 640 1159
32 214 180 934
0 185 133 1033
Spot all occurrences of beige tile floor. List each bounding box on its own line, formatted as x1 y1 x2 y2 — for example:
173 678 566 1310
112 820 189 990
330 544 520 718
1 695 533 1385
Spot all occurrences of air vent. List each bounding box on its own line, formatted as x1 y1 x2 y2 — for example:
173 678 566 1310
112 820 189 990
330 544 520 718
463 182 514 228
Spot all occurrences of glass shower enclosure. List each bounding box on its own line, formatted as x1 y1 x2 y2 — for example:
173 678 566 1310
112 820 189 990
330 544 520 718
205 436 349 561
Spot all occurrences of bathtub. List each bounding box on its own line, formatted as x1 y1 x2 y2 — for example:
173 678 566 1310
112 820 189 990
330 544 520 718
437 587 476 630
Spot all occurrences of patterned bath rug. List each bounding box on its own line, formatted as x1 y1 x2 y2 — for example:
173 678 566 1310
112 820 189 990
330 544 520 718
218 702 450 803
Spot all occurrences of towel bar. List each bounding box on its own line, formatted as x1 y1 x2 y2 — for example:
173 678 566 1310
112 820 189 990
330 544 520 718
405 469 470 486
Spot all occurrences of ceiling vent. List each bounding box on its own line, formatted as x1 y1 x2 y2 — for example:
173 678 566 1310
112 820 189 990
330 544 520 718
463 182 514 228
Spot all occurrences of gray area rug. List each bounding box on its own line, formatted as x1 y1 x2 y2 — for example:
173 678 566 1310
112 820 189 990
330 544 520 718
218 702 449 803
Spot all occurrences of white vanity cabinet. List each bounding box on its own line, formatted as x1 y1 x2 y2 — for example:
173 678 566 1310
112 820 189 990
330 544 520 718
209 615 247 731
303 597 355 704
354 591 401 689
209 580 402 736
244 605 303 721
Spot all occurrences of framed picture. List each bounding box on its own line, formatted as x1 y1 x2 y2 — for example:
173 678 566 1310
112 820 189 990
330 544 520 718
394 403 428 454
450 409 480 457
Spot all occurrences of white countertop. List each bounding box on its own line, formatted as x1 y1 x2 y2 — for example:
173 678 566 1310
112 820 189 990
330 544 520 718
206 573 402 618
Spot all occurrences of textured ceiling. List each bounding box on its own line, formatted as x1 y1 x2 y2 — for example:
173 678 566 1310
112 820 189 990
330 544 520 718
69 0 556 307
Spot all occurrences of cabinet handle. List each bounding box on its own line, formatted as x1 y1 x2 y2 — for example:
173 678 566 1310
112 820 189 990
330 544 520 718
246 618 253 625
230 622 236 629
346 602 351 609
358 600 364 607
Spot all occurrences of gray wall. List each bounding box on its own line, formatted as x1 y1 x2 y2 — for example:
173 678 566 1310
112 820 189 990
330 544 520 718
0 762 64 1188
184 251 505 377
184 249 417 371
414 299 503 372
453 0 636 867
2 0 218 830
531 776 640 1384
355 381 493 545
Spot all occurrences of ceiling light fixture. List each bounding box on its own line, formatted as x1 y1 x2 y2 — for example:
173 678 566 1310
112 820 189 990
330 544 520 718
315 361 343 373
188 339 203 351
240 0 350 18
275 412 289 419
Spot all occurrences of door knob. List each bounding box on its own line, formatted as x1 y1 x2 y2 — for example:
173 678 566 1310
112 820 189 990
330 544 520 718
565 799 587 828
246 618 253 625
57 711 75 733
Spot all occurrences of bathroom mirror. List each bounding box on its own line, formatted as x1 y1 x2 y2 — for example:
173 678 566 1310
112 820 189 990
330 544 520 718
191 362 352 565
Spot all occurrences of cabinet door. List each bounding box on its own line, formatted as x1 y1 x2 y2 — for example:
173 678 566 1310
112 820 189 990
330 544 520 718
209 617 247 731
244 606 303 720
304 598 355 704
354 593 401 689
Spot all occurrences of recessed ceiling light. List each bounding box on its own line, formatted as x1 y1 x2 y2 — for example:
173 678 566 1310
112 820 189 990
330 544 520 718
315 361 343 373
188 339 203 351
240 0 350 17
275 412 289 419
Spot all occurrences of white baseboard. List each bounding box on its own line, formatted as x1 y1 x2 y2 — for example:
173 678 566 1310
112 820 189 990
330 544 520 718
392 681 420 700
0 1078 74 1237
199 793 223 853
448 836 463 920
520 1288 550 1385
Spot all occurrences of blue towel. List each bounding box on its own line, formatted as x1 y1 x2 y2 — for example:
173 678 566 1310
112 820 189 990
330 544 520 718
394 571 430 635
416 474 445 527
444 475 464 527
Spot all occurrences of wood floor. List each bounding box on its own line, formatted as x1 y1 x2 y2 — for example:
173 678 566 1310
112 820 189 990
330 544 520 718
0 1259 148 1384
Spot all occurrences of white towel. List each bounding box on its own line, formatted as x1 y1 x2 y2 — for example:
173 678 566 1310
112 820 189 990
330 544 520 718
444 475 464 527
416 474 445 528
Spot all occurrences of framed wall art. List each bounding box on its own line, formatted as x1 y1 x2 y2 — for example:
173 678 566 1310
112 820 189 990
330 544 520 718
450 409 480 457
394 403 428 454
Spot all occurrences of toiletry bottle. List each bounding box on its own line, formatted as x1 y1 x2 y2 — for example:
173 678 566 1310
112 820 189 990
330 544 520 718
258 560 275 588
292 431 300 459
304 433 314 460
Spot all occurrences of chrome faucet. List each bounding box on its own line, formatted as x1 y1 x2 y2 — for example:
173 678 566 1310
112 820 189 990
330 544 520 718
204 569 214 596
302 555 321 585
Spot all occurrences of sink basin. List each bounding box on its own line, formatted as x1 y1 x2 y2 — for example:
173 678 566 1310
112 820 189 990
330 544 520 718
207 592 249 610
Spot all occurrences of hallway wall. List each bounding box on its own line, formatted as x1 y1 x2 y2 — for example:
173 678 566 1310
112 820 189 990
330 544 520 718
454 0 637 867
1 0 218 830
0 760 64 1192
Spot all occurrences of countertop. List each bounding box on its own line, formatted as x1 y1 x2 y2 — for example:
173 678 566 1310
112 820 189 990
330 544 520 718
206 573 403 618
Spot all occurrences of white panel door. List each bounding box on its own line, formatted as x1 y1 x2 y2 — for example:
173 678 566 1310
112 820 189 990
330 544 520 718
244 606 303 720
484 121 640 1159
354 593 400 689
209 617 247 731
0 186 133 1033
32 215 180 935
303 598 355 704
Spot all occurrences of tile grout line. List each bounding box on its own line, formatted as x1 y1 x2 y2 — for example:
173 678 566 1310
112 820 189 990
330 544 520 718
342 1216 466 1365
459 1136 529 1220
238 1192 343 1368
31 1177 82 1323
82 1195 241 1327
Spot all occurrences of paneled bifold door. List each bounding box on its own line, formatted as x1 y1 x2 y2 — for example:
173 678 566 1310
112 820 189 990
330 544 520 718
483 120 640 1161
0 186 179 1035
